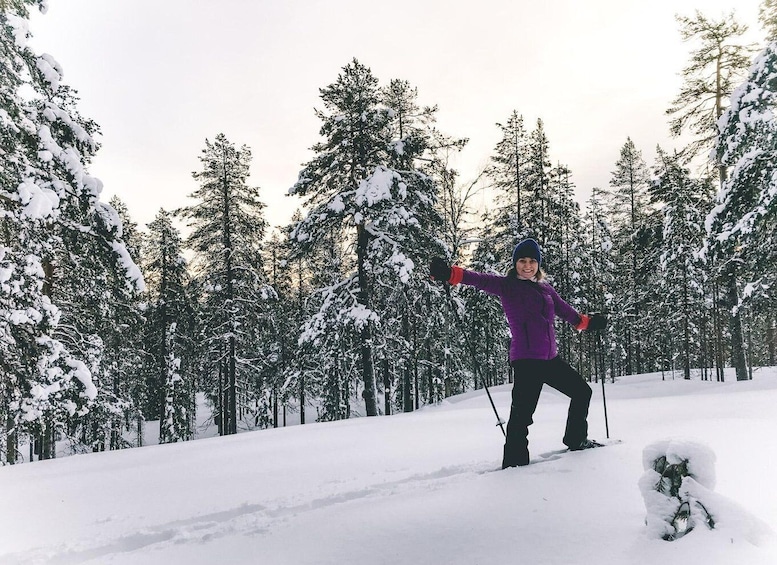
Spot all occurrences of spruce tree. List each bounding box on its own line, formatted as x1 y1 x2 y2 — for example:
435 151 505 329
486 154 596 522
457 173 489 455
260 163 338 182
178 134 271 434
143 209 194 442
608 138 651 375
668 10 755 382
289 60 446 417
707 41 777 377
651 148 712 380
760 0 777 41
489 111 530 240
1 1 143 462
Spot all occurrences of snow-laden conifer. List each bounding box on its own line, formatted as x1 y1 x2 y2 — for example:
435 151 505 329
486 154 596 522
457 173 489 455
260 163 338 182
178 134 273 435
143 209 194 443
289 60 447 416
488 111 531 247
1 0 142 462
606 138 652 376
669 10 755 382
706 41 777 364
651 149 712 380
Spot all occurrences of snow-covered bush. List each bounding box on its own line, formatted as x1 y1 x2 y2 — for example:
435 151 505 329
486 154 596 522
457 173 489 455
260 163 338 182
639 440 716 541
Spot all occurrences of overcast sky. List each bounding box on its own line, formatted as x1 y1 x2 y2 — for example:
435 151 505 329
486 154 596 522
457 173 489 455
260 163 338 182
28 0 762 234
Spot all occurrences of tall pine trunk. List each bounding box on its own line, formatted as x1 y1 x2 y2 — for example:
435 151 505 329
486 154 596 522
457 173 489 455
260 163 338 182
6 415 16 464
725 264 748 381
681 261 691 380
356 224 378 416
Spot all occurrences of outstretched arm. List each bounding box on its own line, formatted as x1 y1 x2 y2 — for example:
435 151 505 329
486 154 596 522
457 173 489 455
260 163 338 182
429 258 506 297
548 285 586 328
548 286 607 330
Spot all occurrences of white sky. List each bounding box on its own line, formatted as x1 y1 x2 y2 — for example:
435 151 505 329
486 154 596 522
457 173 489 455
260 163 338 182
28 0 763 233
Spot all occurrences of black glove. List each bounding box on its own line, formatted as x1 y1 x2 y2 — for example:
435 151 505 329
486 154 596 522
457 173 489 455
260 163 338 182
588 313 608 331
429 257 452 282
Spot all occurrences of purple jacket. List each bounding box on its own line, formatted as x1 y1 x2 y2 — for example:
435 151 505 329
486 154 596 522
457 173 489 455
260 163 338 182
460 270 582 361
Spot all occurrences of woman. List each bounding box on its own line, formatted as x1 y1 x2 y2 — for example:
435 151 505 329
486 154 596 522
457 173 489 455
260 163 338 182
430 238 607 468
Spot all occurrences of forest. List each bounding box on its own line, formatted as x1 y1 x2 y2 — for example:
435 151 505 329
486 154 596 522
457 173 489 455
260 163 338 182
2 0 777 464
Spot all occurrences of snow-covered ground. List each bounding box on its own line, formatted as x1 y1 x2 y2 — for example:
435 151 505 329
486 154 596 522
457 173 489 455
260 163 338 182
1 368 775 565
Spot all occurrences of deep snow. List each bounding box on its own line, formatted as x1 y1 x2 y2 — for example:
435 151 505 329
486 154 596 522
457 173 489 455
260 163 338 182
0 369 775 565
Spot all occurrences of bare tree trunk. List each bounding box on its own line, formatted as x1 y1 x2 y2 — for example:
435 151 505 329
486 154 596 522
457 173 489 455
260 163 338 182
383 358 391 416
6 416 16 464
726 266 748 381
299 374 306 425
402 311 413 413
356 224 378 416
228 336 237 434
713 281 725 382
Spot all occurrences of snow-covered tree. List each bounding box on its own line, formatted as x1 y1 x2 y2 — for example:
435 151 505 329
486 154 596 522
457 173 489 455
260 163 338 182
667 10 755 165
0 1 143 462
579 187 616 381
488 110 531 241
143 208 194 443
607 138 652 375
58 196 146 453
547 163 585 361
651 148 712 380
178 134 272 434
668 10 755 382
760 0 777 41
523 119 553 243
289 59 447 417
707 41 777 378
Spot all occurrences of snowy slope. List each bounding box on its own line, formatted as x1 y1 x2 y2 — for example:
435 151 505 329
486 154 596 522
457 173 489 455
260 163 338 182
1 369 775 565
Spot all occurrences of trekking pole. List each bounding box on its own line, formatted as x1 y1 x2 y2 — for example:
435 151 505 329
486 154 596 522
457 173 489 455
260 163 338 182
596 330 610 439
442 282 506 436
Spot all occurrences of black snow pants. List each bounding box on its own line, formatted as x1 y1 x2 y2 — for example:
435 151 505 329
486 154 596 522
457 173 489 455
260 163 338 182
502 356 592 468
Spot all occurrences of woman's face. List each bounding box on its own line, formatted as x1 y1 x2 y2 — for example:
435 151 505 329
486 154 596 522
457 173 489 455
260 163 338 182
515 257 539 280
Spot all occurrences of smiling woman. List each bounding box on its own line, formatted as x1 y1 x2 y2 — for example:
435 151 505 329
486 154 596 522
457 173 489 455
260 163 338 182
26 0 761 232
429 237 608 467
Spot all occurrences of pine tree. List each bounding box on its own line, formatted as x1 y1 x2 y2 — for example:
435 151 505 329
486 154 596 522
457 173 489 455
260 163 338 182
178 134 271 434
707 41 777 378
668 10 755 382
381 78 467 409
143 209 194 442
489 111 530 238
667 11 755 164
607 138 652 375
651 148 712 380
482 116 555 266
524 119 553 242
579 187 616 382
547 163 585 362
60 196 146 453
760 0 777 41
1 1 143 462
289 59 447 417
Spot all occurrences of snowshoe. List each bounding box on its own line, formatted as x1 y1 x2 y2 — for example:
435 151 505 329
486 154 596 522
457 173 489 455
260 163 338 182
568 438 605 451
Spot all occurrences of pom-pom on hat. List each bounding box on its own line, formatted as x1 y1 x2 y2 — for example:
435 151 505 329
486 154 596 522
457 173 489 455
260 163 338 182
512 238 542 267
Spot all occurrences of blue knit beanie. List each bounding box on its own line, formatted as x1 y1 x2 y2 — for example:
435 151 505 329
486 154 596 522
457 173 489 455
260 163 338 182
512 238 542 267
